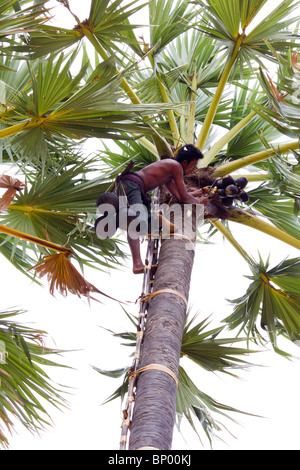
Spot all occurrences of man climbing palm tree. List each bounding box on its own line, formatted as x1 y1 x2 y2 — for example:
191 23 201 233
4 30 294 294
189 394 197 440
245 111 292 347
116 144 205 273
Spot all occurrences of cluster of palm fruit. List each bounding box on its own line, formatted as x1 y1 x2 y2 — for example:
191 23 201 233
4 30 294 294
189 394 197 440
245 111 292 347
215 175 249 208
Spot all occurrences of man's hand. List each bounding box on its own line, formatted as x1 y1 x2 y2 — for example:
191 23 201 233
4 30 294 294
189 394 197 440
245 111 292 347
196 195 208 206
189 188 205 197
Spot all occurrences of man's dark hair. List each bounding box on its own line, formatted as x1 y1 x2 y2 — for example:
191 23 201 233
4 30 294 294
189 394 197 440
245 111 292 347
173 144 204 163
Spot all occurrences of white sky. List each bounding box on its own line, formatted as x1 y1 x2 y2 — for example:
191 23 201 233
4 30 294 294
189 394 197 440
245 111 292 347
1 0 300 451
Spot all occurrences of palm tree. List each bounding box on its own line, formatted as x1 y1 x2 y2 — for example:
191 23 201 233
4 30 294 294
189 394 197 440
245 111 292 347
0 0 300 449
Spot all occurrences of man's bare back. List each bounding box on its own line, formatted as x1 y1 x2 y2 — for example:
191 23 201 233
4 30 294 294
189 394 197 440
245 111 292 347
136 159 201 205
123 144 205 273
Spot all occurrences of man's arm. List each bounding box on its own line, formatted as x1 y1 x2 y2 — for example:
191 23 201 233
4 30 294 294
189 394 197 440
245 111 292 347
165 163 200 205
165 178 181 201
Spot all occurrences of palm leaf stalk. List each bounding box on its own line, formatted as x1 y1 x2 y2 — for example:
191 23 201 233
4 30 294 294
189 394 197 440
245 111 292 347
200 109 257 167
211 219 255 265
226 207 300 251
0 223 72 254
213 140 300 177
196 35 244 151
186 65 198 144
148 53 181 146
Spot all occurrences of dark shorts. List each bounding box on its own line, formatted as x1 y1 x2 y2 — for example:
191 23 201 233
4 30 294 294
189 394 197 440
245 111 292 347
117 173 151 210
116 173 152 233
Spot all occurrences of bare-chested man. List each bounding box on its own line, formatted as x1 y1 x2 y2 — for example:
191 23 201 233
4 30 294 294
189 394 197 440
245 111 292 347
117 144 205 274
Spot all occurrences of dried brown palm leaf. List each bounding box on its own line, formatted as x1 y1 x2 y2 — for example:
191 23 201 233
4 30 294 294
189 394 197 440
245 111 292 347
291 51 300 71
30 253 123 303
0 175 25 212
267 74 288 103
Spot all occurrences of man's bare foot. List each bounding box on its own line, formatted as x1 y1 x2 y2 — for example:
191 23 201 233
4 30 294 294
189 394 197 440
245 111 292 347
132 264 158 275
133 265 145 274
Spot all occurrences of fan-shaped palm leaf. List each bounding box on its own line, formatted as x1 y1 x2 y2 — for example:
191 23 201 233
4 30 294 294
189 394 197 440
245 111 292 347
225 257 300 354
1 54 173 164
0 0 50 67
250 60 300 139
0 308 68 448
248 182 300 239
30 252 122 302
13 0 146 59
193 0 300 150
195 0 300 62
149 0 198 58
181 314 256 377
176 366 256 447
0 160 126 273
87 0 147 53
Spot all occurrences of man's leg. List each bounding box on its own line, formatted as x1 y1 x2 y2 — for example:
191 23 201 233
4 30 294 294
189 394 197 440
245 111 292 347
127 233 144 274
120 181 148 274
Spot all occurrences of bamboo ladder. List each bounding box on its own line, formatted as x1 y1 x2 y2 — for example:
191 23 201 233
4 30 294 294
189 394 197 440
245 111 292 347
119 189 161 450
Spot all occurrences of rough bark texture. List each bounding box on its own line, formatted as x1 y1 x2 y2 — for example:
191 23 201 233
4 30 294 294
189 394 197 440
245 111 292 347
128 235 195 450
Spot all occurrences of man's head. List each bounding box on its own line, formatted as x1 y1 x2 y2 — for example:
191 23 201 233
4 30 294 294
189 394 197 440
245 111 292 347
174 144 204 175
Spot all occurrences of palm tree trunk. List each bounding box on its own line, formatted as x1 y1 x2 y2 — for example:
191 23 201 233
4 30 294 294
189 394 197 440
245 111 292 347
128 235 195 450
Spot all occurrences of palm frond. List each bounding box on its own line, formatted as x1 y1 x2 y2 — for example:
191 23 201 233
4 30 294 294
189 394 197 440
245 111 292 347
0 160 126 273
248 184 300 240
88 0 147 54
0 232 39 282
30 252 121 302
181 314 256 377
176 366 257 447
250 62 300 139
0 308 68 448
149 0 199 58
195 0 300 66
224 257 300 354
0 1 50 64
0 174 25 211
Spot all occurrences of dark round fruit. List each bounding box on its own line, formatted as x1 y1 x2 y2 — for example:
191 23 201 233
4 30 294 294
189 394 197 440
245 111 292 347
225 184 239 196
222 175 235 187
239 191 249 202
216 179 224 189
235 177 248 189
218 188 226 198
96 192 119 212
222 197 234 207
